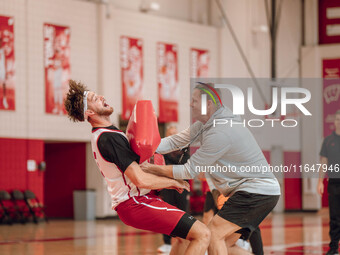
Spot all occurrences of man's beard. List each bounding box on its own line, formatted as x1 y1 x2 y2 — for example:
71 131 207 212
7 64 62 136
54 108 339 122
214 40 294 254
98 106 113 116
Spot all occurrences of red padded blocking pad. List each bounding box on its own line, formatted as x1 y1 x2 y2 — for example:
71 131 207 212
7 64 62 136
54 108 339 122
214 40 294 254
126 100 161 163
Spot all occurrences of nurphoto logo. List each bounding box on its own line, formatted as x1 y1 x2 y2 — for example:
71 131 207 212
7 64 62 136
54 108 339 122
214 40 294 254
199 82 312 128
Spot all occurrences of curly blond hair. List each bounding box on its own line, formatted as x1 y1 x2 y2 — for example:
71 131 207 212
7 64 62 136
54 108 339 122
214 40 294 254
64 80 87 122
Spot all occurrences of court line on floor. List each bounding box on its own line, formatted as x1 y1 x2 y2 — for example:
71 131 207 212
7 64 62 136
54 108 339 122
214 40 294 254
260 222 329 229
0 231 158 245
0 222 330 246
269 251 324 255
268 247 329 255
265 241 329 253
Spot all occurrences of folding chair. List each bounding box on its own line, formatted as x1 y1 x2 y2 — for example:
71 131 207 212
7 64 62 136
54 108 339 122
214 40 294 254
11 190 31 224
24 190 48 223
0 190 15 224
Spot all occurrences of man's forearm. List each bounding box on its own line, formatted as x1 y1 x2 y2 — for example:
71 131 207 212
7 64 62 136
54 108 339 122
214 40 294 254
147 164 174 178
141 172 177 190
126 162 180 191
156 126 193 154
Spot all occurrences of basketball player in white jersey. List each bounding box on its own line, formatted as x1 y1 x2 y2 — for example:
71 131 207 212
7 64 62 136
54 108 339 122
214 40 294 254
64 80 211 255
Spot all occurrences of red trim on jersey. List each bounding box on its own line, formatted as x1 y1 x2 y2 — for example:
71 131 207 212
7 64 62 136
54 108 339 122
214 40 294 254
117 165 132 198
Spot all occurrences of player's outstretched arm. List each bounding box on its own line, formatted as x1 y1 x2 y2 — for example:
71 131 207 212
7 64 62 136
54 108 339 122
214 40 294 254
125 161 189 193
140 161 174 178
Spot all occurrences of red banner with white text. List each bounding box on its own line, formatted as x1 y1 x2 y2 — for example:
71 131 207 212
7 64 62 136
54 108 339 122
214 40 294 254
190 48 209 78
157 42 178 122
120 36 143 120
323 58 340 137
44 23 70 115
0 15 15 111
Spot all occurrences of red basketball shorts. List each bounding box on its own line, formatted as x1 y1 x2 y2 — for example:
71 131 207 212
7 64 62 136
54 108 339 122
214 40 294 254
115 194 196 239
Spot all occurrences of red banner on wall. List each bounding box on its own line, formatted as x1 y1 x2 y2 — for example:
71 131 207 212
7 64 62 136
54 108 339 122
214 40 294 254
323 58 340 137
44 23 70 115
319 0 340 44
157 42 178 122
190 48 209 78
0 15 15 111
120 36 143 120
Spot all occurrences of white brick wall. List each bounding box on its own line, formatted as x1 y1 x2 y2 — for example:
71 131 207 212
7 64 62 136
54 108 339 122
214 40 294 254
0 0 97 141
215 0 303 151
0 0 218 140
0 0 28 138
0 0 328 215
26 0 98 141
0 0 322 152
100 6 219 132
0 0 305 148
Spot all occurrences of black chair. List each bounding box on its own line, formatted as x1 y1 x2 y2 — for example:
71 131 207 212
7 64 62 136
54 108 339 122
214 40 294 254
23 190 48 223
11 190 31 224
0 190 15 224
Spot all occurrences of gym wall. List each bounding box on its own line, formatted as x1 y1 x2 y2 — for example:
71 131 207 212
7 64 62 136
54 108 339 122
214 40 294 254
0 0 330 215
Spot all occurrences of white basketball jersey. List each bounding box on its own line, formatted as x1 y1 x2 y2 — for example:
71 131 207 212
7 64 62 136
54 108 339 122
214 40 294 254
91 128 150 209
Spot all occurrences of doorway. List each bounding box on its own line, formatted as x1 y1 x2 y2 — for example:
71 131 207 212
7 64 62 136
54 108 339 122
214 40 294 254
44 142 86 218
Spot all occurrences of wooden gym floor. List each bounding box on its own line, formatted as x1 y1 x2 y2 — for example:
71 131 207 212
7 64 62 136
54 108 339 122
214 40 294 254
0 208 336 255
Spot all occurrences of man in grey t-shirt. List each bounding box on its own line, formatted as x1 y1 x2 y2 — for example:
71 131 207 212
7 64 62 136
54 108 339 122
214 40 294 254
142 82 280 255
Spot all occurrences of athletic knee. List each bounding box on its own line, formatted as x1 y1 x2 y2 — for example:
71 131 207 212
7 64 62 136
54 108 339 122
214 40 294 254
208 222 224 241
196 224 211 244
188 222 211 244
200 225 211 242
208 220 217 233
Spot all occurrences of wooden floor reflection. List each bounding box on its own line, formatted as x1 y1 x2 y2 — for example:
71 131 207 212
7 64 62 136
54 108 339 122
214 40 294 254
0 208 336 255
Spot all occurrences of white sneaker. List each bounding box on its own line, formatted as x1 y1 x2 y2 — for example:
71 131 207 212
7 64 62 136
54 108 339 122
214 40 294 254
235 239 251 251
157 244 172 254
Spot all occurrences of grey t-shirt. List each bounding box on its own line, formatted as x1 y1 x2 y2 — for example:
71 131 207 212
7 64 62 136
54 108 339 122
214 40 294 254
157 107 281 197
